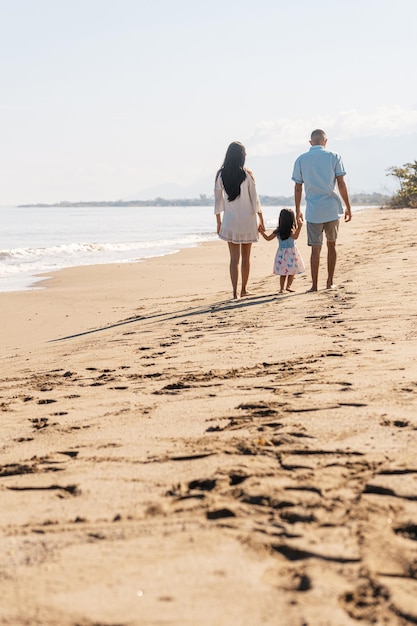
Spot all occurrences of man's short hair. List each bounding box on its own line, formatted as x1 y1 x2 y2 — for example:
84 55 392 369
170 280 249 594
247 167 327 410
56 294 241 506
310 129 326 143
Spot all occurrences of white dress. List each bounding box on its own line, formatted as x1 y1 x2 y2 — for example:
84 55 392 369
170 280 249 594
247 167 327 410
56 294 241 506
214 171 261 243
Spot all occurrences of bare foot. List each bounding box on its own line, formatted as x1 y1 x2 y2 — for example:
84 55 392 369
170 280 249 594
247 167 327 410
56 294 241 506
240 291 253 297
306 287 318 293
278 290 285 294
286 288 295 292
326 283 335 290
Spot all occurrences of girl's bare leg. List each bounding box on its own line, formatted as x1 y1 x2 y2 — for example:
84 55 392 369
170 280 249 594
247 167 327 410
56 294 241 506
228 242 240 299
286 275 295 292
240 243 252 296
279 276 286 293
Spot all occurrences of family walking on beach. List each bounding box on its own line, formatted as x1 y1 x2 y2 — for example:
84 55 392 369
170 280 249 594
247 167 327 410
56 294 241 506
214 129 352 298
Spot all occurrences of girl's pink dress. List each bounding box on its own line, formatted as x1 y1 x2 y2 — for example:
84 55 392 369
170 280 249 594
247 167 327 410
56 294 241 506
273 235 305 276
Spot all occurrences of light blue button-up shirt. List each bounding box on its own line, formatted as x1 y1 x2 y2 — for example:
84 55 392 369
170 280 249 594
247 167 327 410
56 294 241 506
292 146 346 223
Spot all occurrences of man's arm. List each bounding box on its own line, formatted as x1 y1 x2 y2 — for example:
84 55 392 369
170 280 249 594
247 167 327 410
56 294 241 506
294 183 303 222
336 175 352 222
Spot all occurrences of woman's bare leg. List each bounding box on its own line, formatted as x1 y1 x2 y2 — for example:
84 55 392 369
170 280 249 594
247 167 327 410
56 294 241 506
279 276 286 293
228 242 240 298
240 243 252 296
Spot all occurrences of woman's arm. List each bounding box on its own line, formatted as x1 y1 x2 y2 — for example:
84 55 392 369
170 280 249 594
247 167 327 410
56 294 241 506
216 212 222 234
214 174 224 233
257 211 265 232
246 169 265 232
246 170 262 213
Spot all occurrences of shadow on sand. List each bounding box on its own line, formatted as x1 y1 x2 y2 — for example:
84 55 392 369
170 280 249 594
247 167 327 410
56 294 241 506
50 291 302 343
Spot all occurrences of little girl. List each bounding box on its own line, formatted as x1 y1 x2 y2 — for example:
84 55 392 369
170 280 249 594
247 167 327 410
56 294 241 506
261 208 305 293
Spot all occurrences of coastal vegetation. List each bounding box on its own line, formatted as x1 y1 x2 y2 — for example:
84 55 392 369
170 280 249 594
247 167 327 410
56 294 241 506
19 192 389 209
387 160 417 208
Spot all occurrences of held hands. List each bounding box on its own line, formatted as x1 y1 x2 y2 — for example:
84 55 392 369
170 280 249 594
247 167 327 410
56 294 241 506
258 222 265 233
296 213 304 225
260 229 274 241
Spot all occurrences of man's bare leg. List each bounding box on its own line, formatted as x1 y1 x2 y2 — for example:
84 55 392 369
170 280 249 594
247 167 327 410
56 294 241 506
240 243 252 296
309 244 321 291
228 242 240 299
326 240 337 289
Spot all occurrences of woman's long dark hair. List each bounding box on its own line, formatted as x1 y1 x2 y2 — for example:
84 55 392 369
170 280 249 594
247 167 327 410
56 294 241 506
276 208 295 241
216 141 247 202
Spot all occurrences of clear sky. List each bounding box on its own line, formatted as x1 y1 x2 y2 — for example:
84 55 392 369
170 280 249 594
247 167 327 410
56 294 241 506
1 0 416 204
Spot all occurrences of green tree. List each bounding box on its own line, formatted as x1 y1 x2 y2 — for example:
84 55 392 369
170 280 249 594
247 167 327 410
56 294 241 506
387 160 417 207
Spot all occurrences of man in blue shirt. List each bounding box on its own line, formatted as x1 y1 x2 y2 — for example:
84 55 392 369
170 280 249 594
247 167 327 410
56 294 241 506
292 129 352 291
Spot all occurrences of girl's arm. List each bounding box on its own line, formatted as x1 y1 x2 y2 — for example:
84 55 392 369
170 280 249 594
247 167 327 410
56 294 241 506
260 230 277 241
291 215 303 240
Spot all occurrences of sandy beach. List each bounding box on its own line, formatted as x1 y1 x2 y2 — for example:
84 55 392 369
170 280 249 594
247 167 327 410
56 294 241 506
1 207 417 626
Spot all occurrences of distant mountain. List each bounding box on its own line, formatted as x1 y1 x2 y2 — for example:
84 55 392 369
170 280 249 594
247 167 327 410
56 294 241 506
127 133 417 200
19 191 388 209
249 133 417 196
327 133 417 194
123 177 214 201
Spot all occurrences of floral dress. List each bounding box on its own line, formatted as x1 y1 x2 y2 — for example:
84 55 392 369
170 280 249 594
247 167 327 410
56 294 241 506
273 235 305 276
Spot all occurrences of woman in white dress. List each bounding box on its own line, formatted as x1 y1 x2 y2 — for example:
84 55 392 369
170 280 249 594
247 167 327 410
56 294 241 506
214 142 264 299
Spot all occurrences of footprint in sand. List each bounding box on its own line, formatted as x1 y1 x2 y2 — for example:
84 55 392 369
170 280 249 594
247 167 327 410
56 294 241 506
30 417 49 430
394 523 417 541
341 578 390 622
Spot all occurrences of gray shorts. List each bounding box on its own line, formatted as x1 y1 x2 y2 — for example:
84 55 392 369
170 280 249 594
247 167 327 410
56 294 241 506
307 219 340 246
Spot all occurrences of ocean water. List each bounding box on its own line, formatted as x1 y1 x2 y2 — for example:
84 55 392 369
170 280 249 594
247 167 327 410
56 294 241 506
0 204 370 293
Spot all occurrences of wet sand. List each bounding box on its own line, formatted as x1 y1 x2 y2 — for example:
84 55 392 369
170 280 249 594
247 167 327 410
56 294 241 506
1 207 417 626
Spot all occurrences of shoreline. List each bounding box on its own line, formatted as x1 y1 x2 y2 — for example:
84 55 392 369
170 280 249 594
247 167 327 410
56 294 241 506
1 207 417 625
0 204 375 297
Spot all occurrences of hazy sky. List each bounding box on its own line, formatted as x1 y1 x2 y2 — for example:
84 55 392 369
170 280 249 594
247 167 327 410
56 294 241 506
1 0 416 204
